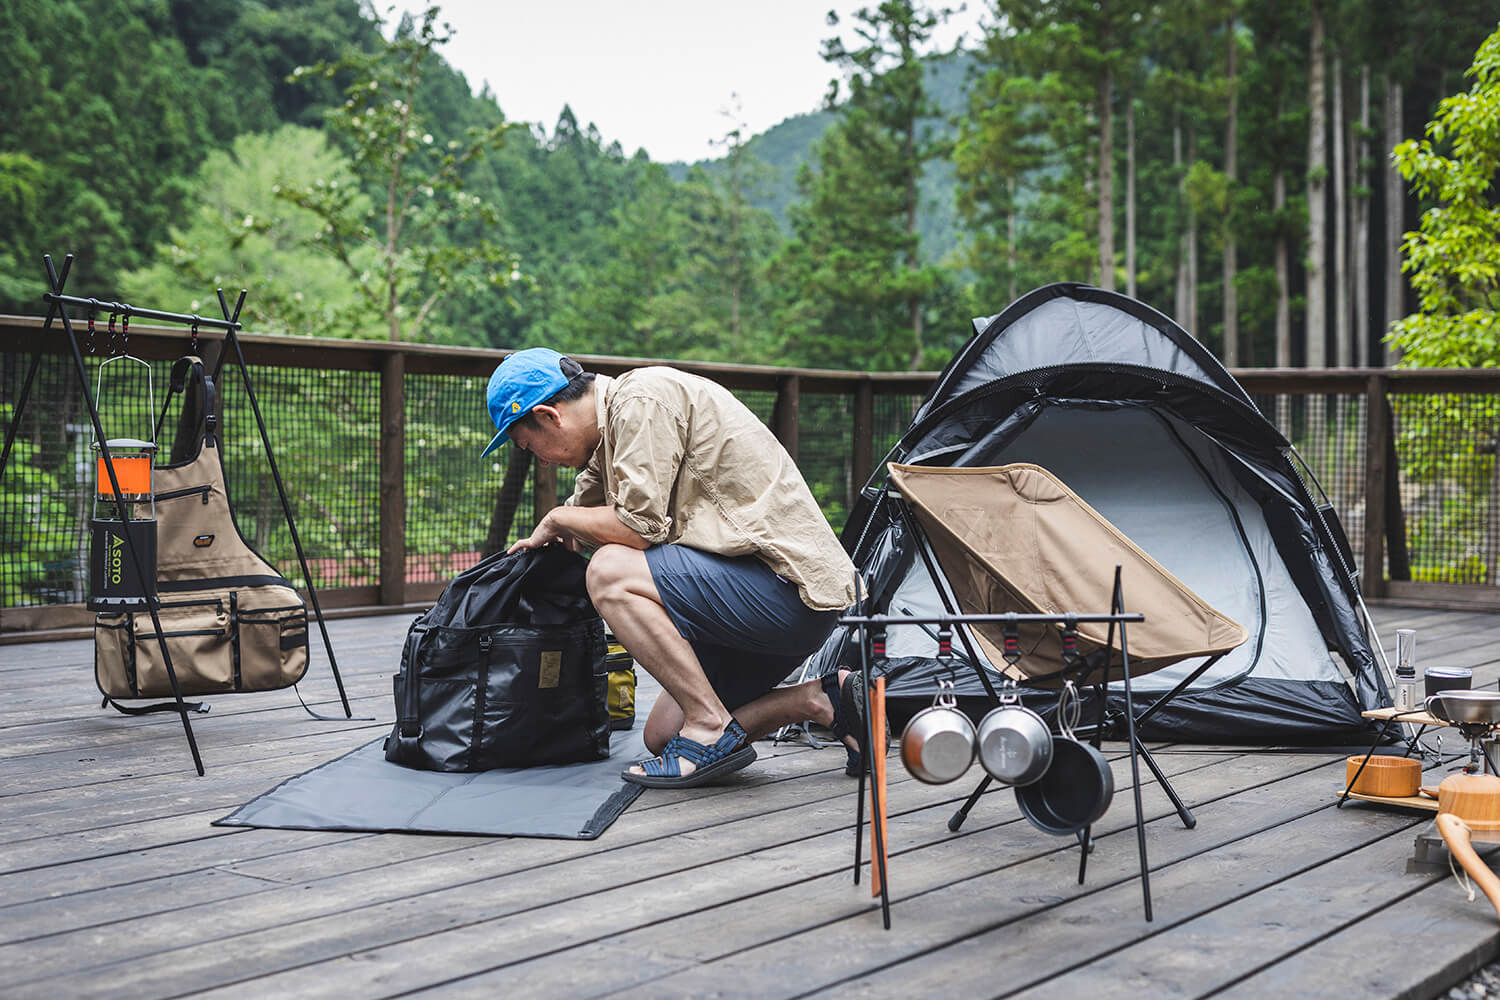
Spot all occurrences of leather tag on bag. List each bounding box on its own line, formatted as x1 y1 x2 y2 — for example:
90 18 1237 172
539 650 562 688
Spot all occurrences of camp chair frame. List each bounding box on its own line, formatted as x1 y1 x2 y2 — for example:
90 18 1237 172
840 489 1160 929
0 253 355 775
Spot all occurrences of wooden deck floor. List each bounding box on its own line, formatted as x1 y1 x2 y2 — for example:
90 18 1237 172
2 604 1499 999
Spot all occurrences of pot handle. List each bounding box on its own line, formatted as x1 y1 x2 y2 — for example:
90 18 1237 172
1057 680 1083 740
1437 812 1500 921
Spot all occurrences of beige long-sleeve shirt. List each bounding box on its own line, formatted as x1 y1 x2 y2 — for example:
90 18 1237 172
568 369 857 612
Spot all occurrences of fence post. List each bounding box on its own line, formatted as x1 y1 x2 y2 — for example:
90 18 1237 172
774 373 800 463
1362 373 1388 598
379 350 406 606
533 459 557 524
853 379 874 495
1385 388 1411 581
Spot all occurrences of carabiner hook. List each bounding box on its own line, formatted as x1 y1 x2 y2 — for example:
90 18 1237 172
936 625 958 684
106 309 118 355
190 316 200 354
86 299 98 354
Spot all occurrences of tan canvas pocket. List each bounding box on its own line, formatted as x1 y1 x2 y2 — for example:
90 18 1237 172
94 614 135 698
131 599 232 697
235 601 308 690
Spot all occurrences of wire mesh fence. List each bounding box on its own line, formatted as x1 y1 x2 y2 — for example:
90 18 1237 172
5 334 1500 616
405 371 498 584
1389 391 1500 585
1247 391 1371 579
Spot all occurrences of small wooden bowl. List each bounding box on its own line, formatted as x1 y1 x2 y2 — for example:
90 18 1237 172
1345 755 1421 798
1438 773 1500 830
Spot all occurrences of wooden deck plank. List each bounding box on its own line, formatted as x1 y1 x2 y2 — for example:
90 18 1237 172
561 757 1370 1000
2 604 1499 1000
852 801 1431 998
1212 852 1500 1000
0 724 392 798
0 748 1215 996
0 744 867 989
255 755 1305 1000
999 822 1443 999
92 752 1243 1000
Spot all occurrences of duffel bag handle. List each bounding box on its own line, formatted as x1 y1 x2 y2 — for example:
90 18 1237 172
393 624 429 747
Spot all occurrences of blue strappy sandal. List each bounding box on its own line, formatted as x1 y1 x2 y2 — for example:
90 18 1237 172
822 671 867 777
623 718 757 788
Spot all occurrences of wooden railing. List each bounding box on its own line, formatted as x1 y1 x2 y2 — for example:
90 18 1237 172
5 313 1500 636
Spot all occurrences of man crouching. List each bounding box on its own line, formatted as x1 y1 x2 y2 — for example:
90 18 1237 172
483 348 867 787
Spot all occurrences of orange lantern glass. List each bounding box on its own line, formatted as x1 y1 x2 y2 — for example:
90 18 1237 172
93 438 156 500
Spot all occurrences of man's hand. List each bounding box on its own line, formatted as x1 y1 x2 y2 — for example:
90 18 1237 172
507 506 650 555
508 508 580 553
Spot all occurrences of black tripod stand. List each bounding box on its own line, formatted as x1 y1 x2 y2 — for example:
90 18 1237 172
0 254 355 774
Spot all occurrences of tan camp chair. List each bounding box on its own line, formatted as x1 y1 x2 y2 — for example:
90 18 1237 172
888 461 1246 822
846 462 1247 924
888 462 1248 687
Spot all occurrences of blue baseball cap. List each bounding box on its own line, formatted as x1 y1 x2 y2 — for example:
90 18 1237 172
480 348 572 457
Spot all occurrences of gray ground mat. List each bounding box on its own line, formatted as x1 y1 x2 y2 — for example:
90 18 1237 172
214 727 650 840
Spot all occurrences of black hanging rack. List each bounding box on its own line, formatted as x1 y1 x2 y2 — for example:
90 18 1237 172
1 254 358 775
41 293 245 332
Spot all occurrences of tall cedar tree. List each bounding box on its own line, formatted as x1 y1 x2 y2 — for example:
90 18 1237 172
774 1 948 371
986 0 1147 292
954 30 1053 307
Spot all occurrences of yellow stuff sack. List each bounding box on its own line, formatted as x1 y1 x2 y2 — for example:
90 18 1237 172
605 639 636 731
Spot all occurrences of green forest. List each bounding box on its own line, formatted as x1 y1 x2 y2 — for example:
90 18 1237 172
4 0 1499 374
7 0 1500 607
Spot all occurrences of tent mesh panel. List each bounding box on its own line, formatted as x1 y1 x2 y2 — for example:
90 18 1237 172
1248 391 1370 580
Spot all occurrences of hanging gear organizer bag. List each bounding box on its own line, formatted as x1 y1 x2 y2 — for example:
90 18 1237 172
93 356 310 701
385 545 610 772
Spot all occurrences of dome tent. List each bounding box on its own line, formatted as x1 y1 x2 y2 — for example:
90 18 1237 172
810 283 1387 744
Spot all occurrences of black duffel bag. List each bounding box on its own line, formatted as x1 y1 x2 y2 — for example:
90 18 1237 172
385 545 611 772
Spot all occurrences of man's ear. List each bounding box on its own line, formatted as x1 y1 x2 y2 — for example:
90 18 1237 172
529 404 562 429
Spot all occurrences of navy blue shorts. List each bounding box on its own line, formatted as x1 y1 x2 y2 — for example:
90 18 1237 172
644 544 842 712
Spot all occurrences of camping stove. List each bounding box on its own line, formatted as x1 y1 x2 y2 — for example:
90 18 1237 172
1408 692 1500 870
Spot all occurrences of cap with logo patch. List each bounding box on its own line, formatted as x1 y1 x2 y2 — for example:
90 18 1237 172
480 348 572 457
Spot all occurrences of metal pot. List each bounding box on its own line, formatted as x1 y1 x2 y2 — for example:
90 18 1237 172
1427 690 1500 726
976 689 1053 786
1014 682 1113 836
900 680 976 784
1016 736 1114 835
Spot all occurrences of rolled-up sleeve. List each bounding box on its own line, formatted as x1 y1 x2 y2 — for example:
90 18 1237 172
605 394 685 545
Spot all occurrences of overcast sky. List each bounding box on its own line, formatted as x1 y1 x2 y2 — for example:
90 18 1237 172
395 1 987 163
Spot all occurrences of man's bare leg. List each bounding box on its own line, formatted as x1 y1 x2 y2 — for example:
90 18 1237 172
641 674 856 754
588 544 858 774
587 544 732 778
